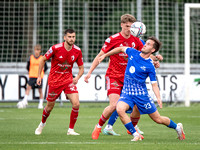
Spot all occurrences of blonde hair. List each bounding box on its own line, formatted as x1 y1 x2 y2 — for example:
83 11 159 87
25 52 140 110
121 14 136 23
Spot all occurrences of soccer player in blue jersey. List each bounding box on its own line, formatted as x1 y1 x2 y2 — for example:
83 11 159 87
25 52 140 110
103 38 146 136
98 36 185 141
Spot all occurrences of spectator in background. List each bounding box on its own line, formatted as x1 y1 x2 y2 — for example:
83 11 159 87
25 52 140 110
17 44 48 109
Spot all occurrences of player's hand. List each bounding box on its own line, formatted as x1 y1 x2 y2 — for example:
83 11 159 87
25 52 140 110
157 99 162 109
73 77 79 85
37 77 42 85
98 55 106 63
153 61 160 68
84 73 91 83
156 54 163 61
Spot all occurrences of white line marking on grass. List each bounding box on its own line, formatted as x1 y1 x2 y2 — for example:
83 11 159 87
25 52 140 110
0 142 200 145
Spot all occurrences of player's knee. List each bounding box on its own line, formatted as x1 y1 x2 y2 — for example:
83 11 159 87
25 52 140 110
72 102 80 108
108 103 117 112
116 107 125 117
45 102 55 113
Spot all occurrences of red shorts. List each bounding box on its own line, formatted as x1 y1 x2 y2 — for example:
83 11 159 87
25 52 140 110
105 76 124 96
46 83 78 102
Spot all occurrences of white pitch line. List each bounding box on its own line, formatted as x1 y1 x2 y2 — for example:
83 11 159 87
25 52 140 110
0 142 199 145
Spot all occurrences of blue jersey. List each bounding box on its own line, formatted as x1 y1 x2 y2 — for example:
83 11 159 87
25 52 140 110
119 47 158 114
121 47 157 97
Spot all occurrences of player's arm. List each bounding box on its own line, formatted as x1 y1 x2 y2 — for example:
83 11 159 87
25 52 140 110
37 56 47 85
84 50 105 83
73 65 84 85
151 82 162 108
98 47 128 63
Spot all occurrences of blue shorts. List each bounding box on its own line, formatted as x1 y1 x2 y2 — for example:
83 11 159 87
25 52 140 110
118 93 157 114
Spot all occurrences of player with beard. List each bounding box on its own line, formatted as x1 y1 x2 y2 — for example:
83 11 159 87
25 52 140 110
35 29 84 136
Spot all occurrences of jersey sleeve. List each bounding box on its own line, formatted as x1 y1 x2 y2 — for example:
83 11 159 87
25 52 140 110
76 51 84 66
44 46 55 60
148 64 157 84
101 37 116 53
125 47 138 56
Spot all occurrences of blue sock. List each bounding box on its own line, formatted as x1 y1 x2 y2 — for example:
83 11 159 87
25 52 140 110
125 122 136 135
107 110 119 126
167 119 177 129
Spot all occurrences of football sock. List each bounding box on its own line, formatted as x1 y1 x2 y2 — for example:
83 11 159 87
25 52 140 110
42 108 50 123
107 110 119 126
167 119 177 129
23 95 28 102
69 107 79 129
98 114 108 127
125 122 136 135
130 117 140 127
39 99 43 104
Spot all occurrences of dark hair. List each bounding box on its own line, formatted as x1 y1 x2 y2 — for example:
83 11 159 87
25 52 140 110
121 14 136 23
148 36 162 54
64 29 75 35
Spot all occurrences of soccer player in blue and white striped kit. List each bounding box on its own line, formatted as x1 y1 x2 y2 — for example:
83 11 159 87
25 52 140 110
98 36 185 141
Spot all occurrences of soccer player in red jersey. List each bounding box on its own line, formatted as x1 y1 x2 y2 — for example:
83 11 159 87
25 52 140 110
84 14 162 140
35 29 84 136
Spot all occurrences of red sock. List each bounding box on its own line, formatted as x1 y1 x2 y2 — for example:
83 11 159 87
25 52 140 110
98 114 108 127
130 117 140 127
42 108 50 123
69 107 79 129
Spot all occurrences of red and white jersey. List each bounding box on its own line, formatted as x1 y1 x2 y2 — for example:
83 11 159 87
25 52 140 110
45 42 83 87
101 32 143 78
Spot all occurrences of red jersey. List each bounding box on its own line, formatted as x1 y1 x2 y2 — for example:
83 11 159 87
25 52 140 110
45 42 83 87
101 32 143 78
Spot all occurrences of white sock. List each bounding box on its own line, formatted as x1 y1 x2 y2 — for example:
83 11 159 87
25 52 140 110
133 132 139 137
105 124 113 130
96 124 102 128
23 95 28 102
40 122 46 126
39 99 43 104
68 128 74 132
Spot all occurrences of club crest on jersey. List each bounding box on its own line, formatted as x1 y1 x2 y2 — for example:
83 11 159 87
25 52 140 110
129 66 135 73
132 42 136 48
71 55 75 61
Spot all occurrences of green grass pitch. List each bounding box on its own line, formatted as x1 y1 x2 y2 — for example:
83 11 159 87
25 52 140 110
0 102 200 150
